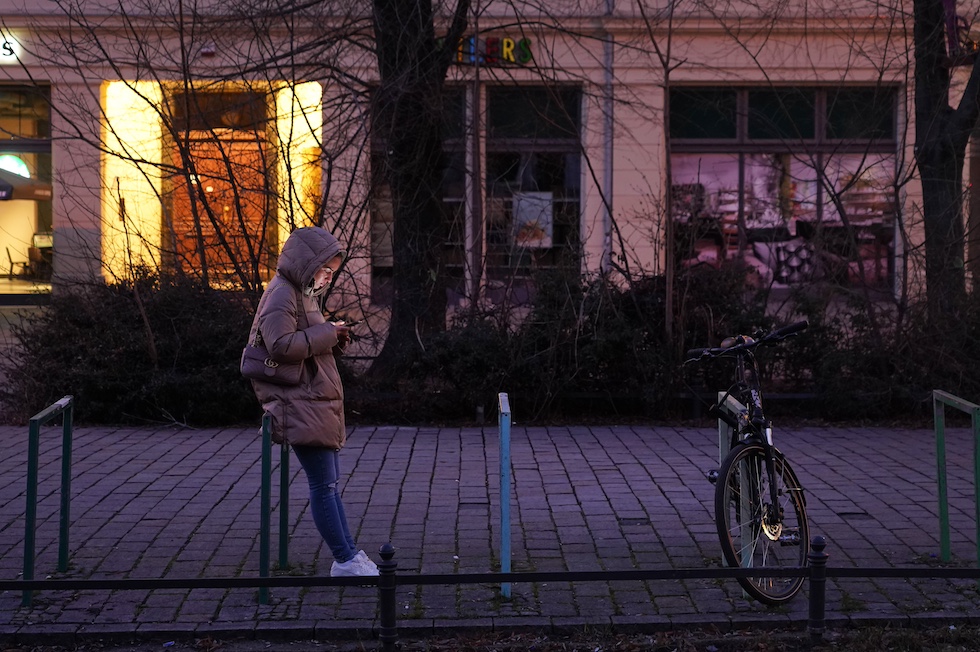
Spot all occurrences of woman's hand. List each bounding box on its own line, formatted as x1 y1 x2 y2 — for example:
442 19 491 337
334 323 352 349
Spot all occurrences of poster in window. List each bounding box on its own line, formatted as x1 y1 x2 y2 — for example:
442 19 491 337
512 191 553 248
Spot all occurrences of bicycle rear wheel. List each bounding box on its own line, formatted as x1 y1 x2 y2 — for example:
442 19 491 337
714 442 808 605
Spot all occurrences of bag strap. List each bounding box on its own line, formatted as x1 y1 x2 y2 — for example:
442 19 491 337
251 280 308 349
294 285 310 330
293 286 312 357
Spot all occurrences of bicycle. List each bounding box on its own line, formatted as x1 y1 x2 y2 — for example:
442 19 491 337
686 320 810 605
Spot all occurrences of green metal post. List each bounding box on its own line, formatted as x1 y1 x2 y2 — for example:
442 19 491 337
22 396 74 606
935 395 951 563
259 414 272 605
58 399 74 573
279 442 289 570
22 418 40 607
973 404 980 575
933 390 980 567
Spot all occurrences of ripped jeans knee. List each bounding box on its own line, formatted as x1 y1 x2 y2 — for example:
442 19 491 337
292 445 357 563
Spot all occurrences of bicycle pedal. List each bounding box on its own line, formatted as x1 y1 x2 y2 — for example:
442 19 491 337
779 528 802 546
705 469 719 485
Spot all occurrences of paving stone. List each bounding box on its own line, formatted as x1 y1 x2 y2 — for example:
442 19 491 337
1 424 979 641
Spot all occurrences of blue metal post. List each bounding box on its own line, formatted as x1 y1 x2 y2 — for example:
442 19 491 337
498 393 511 599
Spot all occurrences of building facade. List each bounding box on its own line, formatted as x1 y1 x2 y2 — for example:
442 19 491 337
0 0 956 328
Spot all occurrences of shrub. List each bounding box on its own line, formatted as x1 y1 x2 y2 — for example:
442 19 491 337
508 272 675 419
0 273 260 425
4 265 979 426
366 271 679 423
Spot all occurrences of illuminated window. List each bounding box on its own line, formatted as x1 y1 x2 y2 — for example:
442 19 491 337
0 154 31 177
0 85 53 284
669 86 899 292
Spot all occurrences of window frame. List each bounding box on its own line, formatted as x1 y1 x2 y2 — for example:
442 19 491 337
670 85 898 153
483 85 583 281
668 85 901 293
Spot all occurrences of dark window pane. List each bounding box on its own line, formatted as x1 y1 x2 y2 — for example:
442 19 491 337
442 88 466 141
485 152 579 197
488 87 579 139
441 149 466 197
0 86 50 139
827 88 895 140
748 89 815 140
486 151 522 195
669 88 736 139
171 91 268 132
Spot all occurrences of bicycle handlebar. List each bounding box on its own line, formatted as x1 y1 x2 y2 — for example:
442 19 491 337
771 319 809 339
685 319 809 362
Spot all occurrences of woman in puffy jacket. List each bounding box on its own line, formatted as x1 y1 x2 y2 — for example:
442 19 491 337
246 226 377 577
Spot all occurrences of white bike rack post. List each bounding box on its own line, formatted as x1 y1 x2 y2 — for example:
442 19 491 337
717 391 746 463
715 392 754 597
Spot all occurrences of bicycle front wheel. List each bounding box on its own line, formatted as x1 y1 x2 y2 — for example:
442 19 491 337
715 442 809 605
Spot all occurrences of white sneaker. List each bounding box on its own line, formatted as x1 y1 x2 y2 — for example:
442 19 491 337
355 550 379 573
331 552 379 577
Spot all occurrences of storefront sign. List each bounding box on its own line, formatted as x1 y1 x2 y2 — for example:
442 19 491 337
439 35 534 66
0 33 21 64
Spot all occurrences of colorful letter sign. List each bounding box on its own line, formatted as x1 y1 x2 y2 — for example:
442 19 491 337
438 35 534 66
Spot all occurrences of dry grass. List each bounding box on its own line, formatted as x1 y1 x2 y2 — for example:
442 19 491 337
9 623 980 652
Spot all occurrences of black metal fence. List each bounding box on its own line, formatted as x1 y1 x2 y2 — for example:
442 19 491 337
6 536 980 650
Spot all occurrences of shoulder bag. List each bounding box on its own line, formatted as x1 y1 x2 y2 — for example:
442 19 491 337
241 286 307 386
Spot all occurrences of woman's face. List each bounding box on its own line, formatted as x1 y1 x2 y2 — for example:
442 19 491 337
312 256 343 292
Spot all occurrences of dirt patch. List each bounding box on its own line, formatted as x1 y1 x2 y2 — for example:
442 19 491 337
6 623 980 652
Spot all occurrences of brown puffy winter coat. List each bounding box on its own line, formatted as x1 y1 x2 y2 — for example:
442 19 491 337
247 227 347 449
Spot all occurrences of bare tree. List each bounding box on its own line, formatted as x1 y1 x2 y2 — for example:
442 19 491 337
368 0 469 379
913 0 980 322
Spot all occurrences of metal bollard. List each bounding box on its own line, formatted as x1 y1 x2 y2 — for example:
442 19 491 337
23 396 74 608
807 535 829 643
498 392 512 599
378 543 398 652
259 414 272 605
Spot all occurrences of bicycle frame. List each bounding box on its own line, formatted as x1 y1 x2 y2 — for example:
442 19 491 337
723 346 782 525
689 319 810 604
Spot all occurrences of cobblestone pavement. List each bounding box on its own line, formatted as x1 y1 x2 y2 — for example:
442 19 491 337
0 423 978 646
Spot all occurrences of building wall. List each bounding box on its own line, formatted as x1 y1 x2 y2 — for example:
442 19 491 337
0 0 932 307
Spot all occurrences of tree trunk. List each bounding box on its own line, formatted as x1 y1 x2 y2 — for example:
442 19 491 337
369 0 469 381
913 0 980 322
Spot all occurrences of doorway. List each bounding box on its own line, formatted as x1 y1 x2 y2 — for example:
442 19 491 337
166 138 276 282
164 90 277 284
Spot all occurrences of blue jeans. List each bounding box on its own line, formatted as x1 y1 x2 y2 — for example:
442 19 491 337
292 445 357 563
